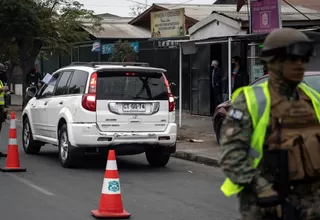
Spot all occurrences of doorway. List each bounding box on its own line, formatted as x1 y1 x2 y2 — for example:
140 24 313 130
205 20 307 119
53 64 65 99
210 43 222 114
190 45 211 115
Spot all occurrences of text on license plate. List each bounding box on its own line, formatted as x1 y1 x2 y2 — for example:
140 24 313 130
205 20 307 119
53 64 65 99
122 103 146 112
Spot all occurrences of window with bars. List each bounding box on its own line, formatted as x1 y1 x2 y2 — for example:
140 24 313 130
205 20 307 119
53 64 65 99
247 42 265 83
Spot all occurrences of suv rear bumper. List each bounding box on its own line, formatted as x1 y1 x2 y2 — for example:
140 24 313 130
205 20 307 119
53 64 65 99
68 122 177 148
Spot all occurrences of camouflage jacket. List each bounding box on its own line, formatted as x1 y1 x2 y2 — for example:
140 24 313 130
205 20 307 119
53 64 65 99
218 92 261 186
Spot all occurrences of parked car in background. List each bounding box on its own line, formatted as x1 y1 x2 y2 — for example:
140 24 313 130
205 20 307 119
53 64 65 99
22 62 177 168
213 71 320 144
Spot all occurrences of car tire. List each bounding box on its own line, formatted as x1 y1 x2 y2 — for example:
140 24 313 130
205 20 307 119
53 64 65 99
58 124 79 168
22 117 42 154
145 148 171 167
215 116 225 145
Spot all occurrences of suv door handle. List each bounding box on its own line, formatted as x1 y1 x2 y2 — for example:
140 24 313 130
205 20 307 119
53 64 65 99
59 101 63 105
44 101 48 105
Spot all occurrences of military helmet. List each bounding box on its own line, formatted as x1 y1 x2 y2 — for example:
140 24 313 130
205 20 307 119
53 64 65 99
260 28 313 62
0 63 5 72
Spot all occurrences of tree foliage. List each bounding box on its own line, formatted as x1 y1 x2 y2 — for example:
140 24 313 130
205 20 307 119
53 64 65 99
129 4 147 17
0 0 102 67
35 0 102 54
108 40 138 62
0 0 102 105
0 0 38 62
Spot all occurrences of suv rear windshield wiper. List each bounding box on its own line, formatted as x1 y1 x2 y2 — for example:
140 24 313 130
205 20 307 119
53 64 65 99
129 95 149 100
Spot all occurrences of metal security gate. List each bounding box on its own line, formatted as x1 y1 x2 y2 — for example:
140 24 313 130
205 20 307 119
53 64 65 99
138 40 183 109
190 45 211 115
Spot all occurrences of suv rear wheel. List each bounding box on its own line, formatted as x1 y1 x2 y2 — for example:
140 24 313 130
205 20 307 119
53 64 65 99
145 148 171 167
58 124 79 168
22 117 43 154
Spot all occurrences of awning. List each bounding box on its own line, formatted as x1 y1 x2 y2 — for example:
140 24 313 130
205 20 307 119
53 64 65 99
234 27 320 41
166 26 320 44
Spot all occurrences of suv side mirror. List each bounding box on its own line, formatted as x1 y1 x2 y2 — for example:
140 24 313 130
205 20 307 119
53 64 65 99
26 88 36 98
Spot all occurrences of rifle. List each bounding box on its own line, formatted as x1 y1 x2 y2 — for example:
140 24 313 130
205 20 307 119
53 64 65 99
271 149 305 220
263 118 306 220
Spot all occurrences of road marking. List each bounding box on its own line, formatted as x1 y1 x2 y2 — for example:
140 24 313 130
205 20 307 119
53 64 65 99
8 173 55 196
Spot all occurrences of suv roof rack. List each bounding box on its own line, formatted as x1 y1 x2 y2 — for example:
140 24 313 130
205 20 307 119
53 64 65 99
69 62 150 67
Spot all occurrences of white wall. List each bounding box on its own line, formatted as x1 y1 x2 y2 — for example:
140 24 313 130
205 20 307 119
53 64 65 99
12 84 23 96
190 20 246 40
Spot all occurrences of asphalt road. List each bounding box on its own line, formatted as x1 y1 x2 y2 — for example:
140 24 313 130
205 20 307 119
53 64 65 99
0 122 238 220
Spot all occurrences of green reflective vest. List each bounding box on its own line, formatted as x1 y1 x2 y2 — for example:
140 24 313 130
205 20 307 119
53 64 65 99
220 81 320 197
0 80 5 106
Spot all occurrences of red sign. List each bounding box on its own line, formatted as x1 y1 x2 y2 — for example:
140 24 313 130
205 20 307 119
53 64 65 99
251 0 282 33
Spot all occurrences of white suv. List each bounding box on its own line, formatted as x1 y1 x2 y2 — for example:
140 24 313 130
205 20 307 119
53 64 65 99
22 62 177 168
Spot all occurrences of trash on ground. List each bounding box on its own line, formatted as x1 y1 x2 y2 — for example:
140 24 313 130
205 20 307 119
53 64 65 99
188 139 204 143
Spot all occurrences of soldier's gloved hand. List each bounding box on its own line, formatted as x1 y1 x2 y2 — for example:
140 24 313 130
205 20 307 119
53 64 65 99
253 176 280 207
257 185 282 218
257 186 280 207
275 205 282 218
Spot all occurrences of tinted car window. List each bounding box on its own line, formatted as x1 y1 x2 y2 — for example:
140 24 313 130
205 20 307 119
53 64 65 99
96 71 168 100
304 75 320 92
55 71 72 96
38 72 61 98
68 70 88 94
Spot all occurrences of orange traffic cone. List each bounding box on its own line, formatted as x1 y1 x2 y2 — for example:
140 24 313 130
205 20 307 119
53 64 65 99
0 112 26 172
91 150 130 219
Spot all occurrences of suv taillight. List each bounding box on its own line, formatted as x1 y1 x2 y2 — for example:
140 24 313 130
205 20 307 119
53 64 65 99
82 72 97 112
162 73 175 112
168 94 175 112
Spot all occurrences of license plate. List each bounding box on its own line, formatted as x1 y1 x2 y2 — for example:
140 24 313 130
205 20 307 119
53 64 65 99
122 103 146 112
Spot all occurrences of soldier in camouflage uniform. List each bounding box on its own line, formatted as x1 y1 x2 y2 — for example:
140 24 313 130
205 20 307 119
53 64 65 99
0 63 9 157
218 28 320 220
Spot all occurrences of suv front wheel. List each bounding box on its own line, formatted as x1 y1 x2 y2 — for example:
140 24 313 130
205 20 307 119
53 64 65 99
58 124 79 168
22 117 43 154
145 148 171 167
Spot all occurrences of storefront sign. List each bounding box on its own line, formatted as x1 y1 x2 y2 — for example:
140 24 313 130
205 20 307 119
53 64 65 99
101 42 139 55
155 40 180 48
251 0 281 33
150 8 186 38
92 41 101 52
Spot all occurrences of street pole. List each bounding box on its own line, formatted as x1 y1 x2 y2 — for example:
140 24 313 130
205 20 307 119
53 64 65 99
246 0 252 34
228 37 232 100
277 0 282 28
179 43 182 128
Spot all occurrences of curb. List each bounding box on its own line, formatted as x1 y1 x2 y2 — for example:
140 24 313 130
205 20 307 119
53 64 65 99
172 151 220 167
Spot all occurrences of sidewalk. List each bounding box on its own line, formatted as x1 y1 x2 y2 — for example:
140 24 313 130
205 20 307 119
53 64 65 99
174 112 221 166
6 95 222 167
7 95 23 120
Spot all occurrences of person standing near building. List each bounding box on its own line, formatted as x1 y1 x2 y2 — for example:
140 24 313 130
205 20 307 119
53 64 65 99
0 63 10 157
218 28 320 219
211 60 223 109
231 56 249 92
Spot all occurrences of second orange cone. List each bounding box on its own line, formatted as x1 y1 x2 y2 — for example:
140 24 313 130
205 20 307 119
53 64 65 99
0 112 26 172
91 150 130 219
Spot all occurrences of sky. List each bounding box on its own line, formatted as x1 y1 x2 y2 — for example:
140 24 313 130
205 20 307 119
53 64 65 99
77 0 217 17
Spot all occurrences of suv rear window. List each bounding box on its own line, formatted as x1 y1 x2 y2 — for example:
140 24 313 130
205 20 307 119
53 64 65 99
96 71 168 100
